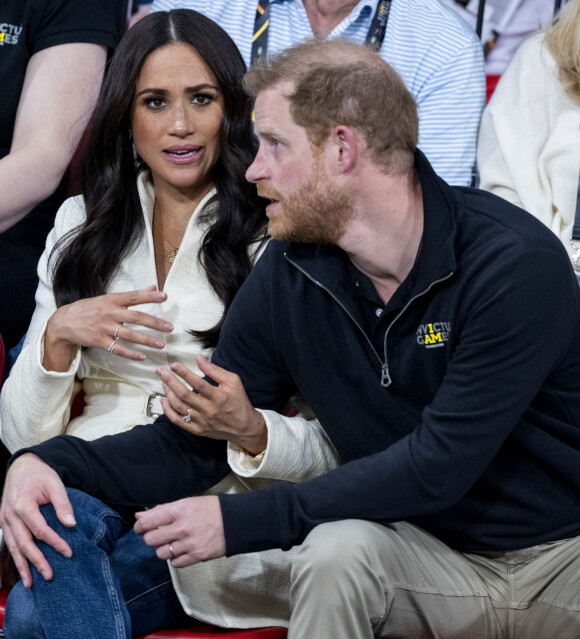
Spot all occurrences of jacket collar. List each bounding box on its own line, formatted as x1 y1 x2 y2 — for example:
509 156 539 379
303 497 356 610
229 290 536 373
285 150 460 299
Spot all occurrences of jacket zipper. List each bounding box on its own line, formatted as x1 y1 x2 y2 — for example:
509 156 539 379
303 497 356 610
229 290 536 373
381 272 454 387
285 253 454 388
284 254 385 372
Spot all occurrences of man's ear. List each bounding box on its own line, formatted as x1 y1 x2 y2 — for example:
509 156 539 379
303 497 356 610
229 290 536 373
329 125 358 174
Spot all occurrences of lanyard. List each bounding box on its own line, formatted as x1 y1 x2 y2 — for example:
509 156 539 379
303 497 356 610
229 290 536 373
251 0 393 65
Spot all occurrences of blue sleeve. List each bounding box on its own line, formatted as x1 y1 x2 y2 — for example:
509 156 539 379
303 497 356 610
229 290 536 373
211 242 298 411
13 416 230 509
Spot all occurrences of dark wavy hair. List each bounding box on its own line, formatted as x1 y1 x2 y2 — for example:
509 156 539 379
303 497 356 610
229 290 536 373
52 9 267 348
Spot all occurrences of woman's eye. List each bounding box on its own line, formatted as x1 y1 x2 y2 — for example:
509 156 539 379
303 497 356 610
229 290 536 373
145 97 166 110
192 94 213 106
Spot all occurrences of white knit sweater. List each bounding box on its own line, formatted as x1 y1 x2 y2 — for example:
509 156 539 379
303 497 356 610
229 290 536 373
478 32 580 266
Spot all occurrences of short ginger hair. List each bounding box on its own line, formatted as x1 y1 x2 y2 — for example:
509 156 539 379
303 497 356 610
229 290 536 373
243 38 418 174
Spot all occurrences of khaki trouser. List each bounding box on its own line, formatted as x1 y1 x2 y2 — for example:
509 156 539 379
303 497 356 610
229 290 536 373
289 520 580 638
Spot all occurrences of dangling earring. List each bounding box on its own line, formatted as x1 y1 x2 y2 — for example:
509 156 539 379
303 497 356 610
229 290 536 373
129 130 138 161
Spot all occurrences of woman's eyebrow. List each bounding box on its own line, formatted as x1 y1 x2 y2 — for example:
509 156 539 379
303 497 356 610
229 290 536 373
135 83 220 97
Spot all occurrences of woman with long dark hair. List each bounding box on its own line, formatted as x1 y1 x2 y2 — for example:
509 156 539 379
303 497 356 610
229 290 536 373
0 9 266 448
1 9 337 638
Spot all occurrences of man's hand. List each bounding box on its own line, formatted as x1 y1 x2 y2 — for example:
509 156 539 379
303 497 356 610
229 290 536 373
156 354 268 454
134 495 226 568
0 454 76 588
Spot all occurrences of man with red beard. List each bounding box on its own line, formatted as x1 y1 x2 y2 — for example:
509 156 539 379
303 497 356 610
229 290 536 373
4 39 580 638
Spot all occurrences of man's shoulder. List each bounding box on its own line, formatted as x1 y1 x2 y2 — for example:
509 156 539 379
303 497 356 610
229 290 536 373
459 187 571 264
392 0 480 48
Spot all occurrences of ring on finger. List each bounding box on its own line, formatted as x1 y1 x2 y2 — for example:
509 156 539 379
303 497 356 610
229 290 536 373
182 407 192 423
107 337 120 353
114 323 124 340
169 543 176 559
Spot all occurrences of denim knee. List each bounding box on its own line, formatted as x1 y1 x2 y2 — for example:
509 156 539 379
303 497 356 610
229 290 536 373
4 582 45 639
5 490 133 639
38 488 128 555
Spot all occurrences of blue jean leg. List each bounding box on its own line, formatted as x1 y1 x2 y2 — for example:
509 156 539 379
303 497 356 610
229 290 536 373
5 488 131 639
4 488 192 639
109 528 193 636
4 585 44 639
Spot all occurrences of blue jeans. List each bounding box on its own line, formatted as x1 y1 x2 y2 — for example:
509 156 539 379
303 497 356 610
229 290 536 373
4 489 193 638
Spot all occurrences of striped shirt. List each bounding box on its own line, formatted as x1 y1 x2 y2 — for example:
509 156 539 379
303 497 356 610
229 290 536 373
150 0 485 186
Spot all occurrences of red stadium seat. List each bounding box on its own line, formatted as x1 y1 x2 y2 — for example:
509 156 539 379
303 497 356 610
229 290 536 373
0 588 7 625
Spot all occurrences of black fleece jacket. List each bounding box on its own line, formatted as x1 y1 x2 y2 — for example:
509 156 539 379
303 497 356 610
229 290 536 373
24 151 580 555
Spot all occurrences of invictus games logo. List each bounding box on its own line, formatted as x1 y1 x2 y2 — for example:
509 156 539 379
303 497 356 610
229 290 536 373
0 23 22 46
416 321 450 349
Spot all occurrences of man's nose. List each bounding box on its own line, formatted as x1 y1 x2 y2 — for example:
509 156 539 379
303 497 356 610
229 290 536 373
246 150 268 183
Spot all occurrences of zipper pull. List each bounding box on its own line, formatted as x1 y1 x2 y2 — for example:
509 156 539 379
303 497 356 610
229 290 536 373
381 363 391 387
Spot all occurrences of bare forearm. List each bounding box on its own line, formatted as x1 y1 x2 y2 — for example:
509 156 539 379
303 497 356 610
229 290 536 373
1 42 107 232
0 150 69 231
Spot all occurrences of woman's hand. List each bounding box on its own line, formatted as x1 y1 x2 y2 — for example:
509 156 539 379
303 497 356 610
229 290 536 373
156 354 267 454
43 285 174 371
0 454 76 588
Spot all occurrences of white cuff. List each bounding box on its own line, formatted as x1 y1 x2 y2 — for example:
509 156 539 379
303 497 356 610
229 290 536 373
228 408 339 482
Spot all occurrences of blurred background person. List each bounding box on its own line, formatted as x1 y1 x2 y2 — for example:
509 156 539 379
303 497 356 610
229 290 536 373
0 0 125 495
0 0 125 357
477 0 580 275
442 0 563 100
129 0 153 28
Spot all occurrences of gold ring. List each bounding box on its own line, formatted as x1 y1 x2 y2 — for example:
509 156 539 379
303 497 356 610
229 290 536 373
182 407 192 423
114 323 123 340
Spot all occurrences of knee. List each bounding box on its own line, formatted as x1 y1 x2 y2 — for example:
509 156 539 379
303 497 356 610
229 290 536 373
4 582 44 639
292 520 381 585
37 488 128 555
38 488 101 529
